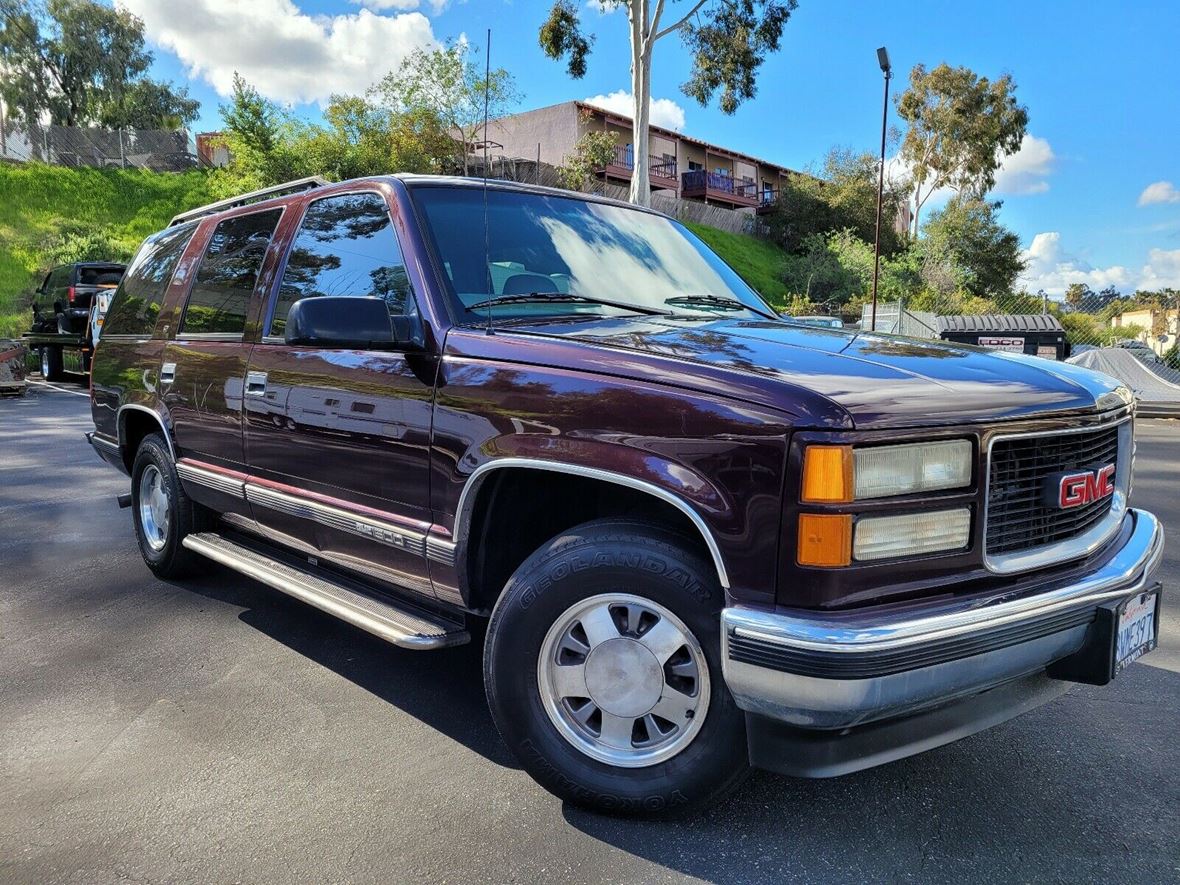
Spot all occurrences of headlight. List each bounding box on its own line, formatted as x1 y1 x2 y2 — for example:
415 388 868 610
853 440 972 499
802 439 972 502
852 508 971 561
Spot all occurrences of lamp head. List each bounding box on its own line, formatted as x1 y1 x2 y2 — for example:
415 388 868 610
877 46 891 75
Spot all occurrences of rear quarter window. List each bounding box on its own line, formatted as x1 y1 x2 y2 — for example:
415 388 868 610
102 224 197 337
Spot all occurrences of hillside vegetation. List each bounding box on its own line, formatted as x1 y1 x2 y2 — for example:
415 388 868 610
0 164 212 338
685 222 789 307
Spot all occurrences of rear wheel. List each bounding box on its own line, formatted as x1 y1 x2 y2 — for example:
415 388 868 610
484 518 748 817
40 346 63 382
131 433 210 578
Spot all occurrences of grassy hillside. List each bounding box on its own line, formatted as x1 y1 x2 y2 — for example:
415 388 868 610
0 164 213 338
685 221 789 308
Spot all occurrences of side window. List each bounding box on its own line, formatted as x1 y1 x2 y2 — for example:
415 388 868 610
102 224 197 337
181 209 282 336
269 192 415 337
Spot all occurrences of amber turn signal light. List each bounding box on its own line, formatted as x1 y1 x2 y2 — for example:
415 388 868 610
801 445 853 503
797 513 852 567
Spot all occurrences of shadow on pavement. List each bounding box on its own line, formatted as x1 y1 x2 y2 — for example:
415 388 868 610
176 562 520 772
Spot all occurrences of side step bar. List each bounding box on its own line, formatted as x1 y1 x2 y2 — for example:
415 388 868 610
182 532 468 650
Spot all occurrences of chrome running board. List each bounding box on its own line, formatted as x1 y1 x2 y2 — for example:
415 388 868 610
182 532 468 650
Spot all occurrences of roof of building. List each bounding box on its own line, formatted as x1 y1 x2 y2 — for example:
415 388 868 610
937 314 1066 333
569 100 803 178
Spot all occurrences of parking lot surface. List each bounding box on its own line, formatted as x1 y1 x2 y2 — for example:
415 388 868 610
2 382 1178 884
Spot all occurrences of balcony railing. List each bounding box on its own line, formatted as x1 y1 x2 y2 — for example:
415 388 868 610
680 169 759 204
606 145 678 181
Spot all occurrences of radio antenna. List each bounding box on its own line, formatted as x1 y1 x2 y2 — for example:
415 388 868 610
482 29 493 337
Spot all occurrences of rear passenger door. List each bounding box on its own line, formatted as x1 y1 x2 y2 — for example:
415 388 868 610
162 208 283 502
243 190 437 597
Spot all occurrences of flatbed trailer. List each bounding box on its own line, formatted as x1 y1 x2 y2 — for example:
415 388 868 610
21 330 92 382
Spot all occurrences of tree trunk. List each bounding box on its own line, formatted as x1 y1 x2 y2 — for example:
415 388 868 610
628 2 652 208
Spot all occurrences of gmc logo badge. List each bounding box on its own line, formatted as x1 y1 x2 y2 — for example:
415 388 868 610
1047 464 1116 509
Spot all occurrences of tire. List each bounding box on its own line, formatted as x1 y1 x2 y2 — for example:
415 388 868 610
484 518 749 817
40 346 63 382
130 433 210 579
56 313 71 334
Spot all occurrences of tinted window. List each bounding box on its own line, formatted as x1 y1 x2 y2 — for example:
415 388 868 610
77 266 124 286
182 209 282 335
102 224 196 337
269 193 414 337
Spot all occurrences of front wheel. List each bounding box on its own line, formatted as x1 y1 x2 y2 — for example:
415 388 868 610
484 519 748 817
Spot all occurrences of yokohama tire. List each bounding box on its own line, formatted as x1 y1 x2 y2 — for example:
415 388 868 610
484 518 749 817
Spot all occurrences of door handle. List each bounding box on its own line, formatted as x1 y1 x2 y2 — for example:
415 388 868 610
246 371 268 396
160 362 176 384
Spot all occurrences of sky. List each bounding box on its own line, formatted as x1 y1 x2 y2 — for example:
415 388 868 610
124 0 1180 296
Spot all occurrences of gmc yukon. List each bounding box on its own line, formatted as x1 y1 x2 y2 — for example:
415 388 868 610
86 175 1163 816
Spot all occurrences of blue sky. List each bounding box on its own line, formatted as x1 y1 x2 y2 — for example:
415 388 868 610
128 0 1180 295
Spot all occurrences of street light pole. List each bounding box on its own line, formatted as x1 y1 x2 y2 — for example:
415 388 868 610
870 46 892 333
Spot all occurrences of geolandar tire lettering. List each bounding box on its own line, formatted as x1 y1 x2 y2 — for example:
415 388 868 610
483 518 749 818
130 433 209 579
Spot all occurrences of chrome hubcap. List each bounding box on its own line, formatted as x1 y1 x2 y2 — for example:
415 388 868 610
40 349 48 376
138 464 170 552
537 593 709 767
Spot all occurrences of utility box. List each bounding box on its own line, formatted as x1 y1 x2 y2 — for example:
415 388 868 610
937 314 1069 361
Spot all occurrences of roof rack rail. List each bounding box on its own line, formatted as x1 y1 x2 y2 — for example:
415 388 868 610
169 176 329 227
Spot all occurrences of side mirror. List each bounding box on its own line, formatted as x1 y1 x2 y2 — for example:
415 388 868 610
285 296 417 350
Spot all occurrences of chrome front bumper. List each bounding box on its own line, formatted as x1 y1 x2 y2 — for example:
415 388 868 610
722 508 1164 730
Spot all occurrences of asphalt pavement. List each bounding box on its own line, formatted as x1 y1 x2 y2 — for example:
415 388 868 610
1 381 1178 884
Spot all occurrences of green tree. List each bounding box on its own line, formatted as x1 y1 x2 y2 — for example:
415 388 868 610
372 40 521 176
97 77 199 130
539 0 796 207
209 74 301 197
1063 282 1092 310
766 147 908 256
895 63 1029 235
557 123 619 190
922 198 1025 299
0 0 197 129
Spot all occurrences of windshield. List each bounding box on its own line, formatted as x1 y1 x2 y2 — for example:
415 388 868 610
410 185 776 323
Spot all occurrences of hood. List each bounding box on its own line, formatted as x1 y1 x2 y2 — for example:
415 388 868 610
500 316 1127 429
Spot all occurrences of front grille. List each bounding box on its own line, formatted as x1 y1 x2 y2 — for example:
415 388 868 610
986 424 1121 556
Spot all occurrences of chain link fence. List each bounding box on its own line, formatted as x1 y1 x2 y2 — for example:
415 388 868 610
0 122 199 171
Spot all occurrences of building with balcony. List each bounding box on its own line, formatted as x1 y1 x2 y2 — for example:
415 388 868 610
487 100 800 213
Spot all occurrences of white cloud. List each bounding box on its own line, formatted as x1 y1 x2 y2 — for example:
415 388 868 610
353 0 450 13
1138 180 1180 206
1137 248 1180 290
121 0 438 106
994 134 1054 195
1018 231 1180 295
583 89 686 131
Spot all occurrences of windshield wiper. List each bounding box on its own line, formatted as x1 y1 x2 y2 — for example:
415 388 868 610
664 294 778 320
466 292 671 317
664 293 747 311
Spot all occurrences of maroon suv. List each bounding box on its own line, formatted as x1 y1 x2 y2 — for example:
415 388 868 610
86 175 1163 815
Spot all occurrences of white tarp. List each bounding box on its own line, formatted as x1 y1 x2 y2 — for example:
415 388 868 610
1067 347 1180 417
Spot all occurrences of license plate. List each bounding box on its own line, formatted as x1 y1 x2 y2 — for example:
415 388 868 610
1114 591 1159 674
